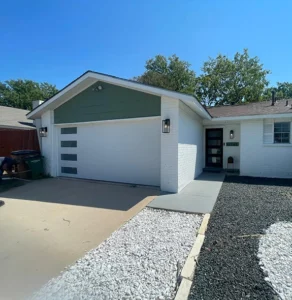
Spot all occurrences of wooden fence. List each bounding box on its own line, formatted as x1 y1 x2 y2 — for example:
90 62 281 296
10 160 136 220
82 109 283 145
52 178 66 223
0 129 40 157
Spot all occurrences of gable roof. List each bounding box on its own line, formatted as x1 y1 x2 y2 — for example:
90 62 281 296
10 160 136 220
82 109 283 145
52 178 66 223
27 71 211 120
207 99 292 118
0 106 35 129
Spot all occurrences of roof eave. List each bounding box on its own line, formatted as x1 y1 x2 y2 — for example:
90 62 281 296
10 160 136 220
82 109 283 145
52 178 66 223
203 112 292 123
0 124 36 130
27 72 95 119
27 71 211 120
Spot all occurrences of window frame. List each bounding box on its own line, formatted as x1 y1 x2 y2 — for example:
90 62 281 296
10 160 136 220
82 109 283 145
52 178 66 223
273 122 291 144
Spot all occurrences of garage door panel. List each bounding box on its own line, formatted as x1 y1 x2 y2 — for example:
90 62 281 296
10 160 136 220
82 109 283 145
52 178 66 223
60 166 78 177
59 160 78 167
58 118 160 186
59 134 78 141
59 147 78 154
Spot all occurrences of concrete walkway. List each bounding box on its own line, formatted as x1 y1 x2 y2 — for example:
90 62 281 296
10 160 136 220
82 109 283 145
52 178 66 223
148 172 225 213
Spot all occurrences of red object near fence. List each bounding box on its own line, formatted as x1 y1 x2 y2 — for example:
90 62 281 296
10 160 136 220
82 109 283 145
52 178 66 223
0 129 40 157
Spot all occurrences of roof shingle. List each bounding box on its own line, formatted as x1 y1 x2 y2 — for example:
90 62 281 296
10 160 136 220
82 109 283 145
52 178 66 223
207 99 292 118
0 106 35 129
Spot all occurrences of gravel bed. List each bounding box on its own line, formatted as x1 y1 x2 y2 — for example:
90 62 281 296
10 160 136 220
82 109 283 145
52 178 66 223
189 176 292 300
30 208 202 300
258 222 292 299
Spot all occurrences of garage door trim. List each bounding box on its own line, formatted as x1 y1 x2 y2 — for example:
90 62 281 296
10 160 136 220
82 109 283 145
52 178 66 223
55 116 161 128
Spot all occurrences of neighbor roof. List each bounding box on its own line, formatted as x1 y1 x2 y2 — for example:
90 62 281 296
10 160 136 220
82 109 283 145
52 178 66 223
26 71 212 120
0 106 35 129
207 100 292 118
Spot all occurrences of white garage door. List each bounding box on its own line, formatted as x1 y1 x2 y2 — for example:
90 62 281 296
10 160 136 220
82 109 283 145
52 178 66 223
57 118 161 186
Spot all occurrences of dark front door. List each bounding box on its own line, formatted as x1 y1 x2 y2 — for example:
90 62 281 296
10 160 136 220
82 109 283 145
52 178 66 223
206 128 223 168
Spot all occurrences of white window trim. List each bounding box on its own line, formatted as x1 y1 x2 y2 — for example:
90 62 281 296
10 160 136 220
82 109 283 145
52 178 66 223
263 120 292 145
273 121 291 144
263 144 292 147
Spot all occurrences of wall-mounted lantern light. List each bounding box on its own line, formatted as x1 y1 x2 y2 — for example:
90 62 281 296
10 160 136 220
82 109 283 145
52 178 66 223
40 127 48 137
162 119 170 133
230 130 234 139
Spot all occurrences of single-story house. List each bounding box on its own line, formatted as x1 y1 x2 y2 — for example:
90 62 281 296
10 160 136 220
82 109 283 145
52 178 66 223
27 71 292 193
0 106 40 157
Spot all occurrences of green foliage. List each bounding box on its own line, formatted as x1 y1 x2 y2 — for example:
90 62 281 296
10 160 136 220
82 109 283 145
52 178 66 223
263 82 292 100
135 54 196 95
0 79 58 110
195 49 271 106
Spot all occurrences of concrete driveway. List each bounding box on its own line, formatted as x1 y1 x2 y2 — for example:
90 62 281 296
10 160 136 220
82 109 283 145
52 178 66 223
0 178 157 300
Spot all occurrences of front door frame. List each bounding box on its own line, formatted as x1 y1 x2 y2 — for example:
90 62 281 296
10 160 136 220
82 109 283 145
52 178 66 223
205 128 223 168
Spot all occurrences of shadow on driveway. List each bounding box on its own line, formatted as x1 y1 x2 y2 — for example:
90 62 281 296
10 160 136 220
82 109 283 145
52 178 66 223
0 178 158 211
0 178 158 299
0 179 26 194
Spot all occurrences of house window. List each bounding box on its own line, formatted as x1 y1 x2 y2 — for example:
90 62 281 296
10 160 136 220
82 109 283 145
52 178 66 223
274 122 290 144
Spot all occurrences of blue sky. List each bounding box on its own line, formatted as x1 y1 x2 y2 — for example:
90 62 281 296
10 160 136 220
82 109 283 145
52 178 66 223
1 0 292 89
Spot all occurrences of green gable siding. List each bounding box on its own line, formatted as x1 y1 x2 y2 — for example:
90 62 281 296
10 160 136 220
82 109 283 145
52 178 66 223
54 82 161 124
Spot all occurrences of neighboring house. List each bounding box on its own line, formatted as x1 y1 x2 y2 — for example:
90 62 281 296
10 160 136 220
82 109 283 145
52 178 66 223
0 106 40 157
26 71 292 193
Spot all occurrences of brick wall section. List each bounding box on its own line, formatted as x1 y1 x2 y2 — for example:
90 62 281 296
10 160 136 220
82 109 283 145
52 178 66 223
240 119 292 178
160 97 204 193
41 110 57 176
178 102 203 191
160 96 179 192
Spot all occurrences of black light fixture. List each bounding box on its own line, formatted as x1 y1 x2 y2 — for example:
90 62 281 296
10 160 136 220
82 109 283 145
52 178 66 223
162 119 170 133
40 127 48 137
230 130 234 139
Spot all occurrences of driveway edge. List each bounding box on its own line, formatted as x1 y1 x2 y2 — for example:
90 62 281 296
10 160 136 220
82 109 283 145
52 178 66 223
175 213 211 300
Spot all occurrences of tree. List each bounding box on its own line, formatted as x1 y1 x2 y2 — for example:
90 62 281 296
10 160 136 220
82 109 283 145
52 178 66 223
135 54 196 95
263 82 292 100
195 49 271 106
0 79 58 110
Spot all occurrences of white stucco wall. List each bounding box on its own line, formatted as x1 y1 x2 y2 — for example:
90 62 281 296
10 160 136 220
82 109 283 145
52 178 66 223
240 120 292 178
160 96 179 193
178 102 203 191
41 110 57 176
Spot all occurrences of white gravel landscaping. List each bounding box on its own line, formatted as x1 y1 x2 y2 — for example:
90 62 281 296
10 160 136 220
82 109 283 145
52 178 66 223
30 208 202 300
258 222 292 300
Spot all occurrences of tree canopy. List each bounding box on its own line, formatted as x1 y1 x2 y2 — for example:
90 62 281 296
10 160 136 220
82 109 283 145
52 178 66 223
195 49 271 106
262 82 292 101
0 79 58 110
3 50 291 111
134 54 196 95
135 50 271 106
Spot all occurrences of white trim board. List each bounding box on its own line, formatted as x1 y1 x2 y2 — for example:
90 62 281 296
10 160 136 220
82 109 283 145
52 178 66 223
54 116 161 127
203 113 292 124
